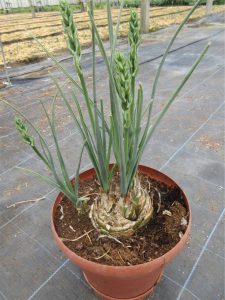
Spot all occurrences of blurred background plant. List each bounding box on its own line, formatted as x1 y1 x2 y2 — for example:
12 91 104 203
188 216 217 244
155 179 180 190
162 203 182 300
113 0 225 8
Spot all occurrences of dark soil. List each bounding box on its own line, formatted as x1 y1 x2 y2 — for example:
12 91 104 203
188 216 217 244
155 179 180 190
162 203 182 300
54 173 189 266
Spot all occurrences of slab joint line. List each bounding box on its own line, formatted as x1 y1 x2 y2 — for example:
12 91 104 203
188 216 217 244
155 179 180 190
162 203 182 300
163 274 200 300
0 290 8 300
0 163 92 231
27 259 69 300
176 207 225 300
160 101 225 171
205 248 225 261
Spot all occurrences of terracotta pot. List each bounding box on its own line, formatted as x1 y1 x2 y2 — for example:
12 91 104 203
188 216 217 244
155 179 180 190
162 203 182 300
51 165 191 300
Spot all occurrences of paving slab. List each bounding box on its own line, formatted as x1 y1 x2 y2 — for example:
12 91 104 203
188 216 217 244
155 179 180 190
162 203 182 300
164 150 225 188
0 291 8 300
13 199 65 262
0 223 61 300
161 165 224 287
0 157 53 226
186 250 224 300
164 243 202 287
183 114 224 163
179 290 200 300
207 218 225 259
0 135 31 174
147 276 181 300
141 139 177 170
29 267 97 300
162 165 224 215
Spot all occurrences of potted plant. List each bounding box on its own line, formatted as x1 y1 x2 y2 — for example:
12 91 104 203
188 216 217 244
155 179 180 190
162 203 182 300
3 0 209 299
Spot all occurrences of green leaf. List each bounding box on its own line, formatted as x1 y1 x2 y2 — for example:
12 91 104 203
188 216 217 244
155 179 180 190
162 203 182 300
74 142 86 197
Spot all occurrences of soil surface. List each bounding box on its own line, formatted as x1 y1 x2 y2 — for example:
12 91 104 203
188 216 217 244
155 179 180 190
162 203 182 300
54 173 189 266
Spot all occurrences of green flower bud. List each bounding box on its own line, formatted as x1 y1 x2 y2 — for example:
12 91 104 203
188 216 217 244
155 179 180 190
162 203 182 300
60 0 81 62
114 52 131 112
128 11 140 77
15 117 35 147
128 11 140 47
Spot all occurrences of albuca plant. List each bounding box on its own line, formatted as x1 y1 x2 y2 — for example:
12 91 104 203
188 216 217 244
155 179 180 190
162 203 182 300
3 0 209 237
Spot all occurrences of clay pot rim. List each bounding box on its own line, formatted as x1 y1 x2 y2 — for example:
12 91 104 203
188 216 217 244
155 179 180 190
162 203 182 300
51 164 191 271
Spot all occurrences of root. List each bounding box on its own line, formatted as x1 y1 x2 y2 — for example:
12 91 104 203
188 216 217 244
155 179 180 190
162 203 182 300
86 193 99 197
7 197 45 208
94 248 111 260
84 230 93 245
117 250 126 264
155 187 161 213
60 229 94 242
98 234 124 246
69 225 76 232
59 204 64 220
94 179 100 186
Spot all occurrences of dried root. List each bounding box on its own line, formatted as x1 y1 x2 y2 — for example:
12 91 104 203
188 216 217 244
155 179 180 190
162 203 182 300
94 248 111 260
7 196 45 208
60 229 94 242
59 204 64 220
98 234 124 246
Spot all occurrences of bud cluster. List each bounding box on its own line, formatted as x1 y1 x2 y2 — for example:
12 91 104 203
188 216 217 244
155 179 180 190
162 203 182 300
15 118 35 147
128 11 140 77
114 52 131 112
60 0 81 68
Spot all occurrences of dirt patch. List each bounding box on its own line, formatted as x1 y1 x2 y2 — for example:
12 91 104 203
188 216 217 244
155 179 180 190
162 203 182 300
54 172 189 266
198 135 222 151
1 6 225 66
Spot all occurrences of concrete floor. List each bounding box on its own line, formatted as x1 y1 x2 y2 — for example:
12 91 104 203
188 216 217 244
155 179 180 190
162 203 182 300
0 12 224 300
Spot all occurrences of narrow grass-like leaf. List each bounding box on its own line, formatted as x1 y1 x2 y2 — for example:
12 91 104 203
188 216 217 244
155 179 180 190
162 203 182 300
32 35 82 91
1 99 59 180
88 11 127 194
138 42 210 165
142 0 203 149
16 167 62 190
74 142 86 197
151 0 203 102
8 0 210 211
100 100 107 156
17 166 78 203
106 0 113 48
90 0 109 191
146 42 210 145
111 0 125 60
32 34 109 133
39 99 72 191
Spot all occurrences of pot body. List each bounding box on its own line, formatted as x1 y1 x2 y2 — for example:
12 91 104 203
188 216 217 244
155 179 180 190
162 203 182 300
51 165 191 300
